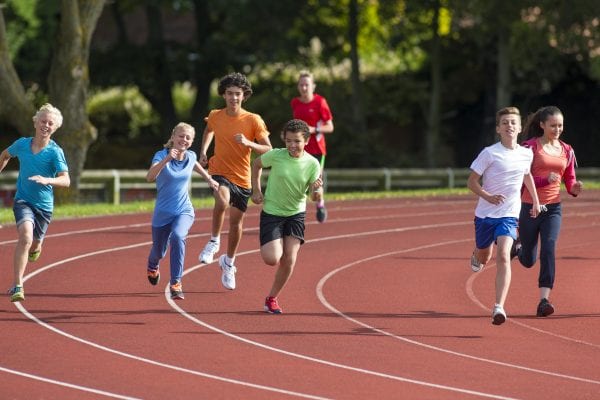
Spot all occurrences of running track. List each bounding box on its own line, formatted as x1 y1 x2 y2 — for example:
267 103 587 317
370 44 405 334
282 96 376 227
1 192 599 399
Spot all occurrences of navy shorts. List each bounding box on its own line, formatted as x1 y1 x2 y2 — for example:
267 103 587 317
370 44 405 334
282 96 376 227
259 211 306 246
212 175 251 212
13 200 52 241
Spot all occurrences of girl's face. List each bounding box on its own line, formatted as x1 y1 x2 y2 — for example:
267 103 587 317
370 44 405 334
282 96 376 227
223 86 245 112
540 113 564 141
297 77 315 98
171 128 195 151
34 112 58 138
284 130 308 158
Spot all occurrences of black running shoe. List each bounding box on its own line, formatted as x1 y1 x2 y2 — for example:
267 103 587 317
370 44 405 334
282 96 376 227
536 298 554 317
316 206 327 223
147 269 160 286
510 237 521 260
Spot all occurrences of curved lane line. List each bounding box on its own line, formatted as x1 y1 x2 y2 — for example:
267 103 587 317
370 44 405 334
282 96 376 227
0 366 141 399
315 242 600 386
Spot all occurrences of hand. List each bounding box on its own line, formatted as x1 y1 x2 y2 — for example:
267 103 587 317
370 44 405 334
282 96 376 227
572 180 583 195
199 153 208 167
208 178 219 192
168 148 180 160
484 193 506 205
234 133 249 147
547 172 560 183
251 190 263 204
28 175 49 185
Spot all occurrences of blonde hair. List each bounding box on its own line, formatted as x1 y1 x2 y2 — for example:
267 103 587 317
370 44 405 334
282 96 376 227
495 106 520 126
163 122 195 148
33 103 63 129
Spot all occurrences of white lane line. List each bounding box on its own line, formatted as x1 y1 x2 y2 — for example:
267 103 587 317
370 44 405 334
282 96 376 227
0 366 141 399
315 242 600 387
465 259 600 349
13 244 330 399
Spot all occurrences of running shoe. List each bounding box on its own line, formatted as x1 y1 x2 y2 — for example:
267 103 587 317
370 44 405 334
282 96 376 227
470 251 484 272
219 255 237 290
147 268 160 286
492 304 506 325
170 282 184 300
199 240 220 264
28 250 41 262
264 296 283 314
536 298 555 317
316 205 327 223
8 286 25 302
510 237 521 260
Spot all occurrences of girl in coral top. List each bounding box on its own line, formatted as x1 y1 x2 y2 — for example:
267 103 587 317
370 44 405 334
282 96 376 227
515 106 583 317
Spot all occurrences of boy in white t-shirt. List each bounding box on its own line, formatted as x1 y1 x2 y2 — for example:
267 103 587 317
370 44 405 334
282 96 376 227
467 106 542 325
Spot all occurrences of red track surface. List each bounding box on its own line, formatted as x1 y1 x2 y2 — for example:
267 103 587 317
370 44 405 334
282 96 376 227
1 192 599 399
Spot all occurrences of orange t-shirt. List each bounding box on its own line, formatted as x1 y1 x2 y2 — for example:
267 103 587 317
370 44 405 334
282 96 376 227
206 109 269 189
521 142 568 205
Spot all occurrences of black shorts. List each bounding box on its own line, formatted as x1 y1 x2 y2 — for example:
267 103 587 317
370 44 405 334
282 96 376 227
212 175 251 212
259 211 306 246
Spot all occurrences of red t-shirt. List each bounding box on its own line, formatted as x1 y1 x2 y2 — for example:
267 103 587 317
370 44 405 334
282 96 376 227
291 94 333 155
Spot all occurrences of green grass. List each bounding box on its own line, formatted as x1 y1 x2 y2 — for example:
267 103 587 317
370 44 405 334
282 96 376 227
1 184 598 225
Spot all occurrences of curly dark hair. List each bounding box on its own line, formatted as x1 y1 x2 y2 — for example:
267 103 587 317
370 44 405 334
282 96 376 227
217 72 253 99
282 119 310 140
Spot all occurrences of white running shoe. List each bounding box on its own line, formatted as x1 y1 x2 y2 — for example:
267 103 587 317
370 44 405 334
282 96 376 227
470 251 484 272
492 304 507 325
219 255 237 290
199 240 220 264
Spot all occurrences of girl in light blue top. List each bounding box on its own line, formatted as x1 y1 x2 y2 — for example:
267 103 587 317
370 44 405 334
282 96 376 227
146 123 218 300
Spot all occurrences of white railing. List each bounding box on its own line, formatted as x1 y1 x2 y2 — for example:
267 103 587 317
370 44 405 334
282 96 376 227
2 168 600 205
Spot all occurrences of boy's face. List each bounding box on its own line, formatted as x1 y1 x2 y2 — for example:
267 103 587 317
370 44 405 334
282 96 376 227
284 130 308 158
34 112 59 138
496 113 521 141
223 86 245 111
297 77 315 98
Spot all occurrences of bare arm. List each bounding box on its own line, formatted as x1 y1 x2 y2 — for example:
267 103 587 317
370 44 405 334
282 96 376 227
146 150 175 182
193 161 219 191
250 156 264 204
467 171 505 205
28 171 70 188
0 148 12 173
199 126 214 167
234 134 272 155
522 172 541 218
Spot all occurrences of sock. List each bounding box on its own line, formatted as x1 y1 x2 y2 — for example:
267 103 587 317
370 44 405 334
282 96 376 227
226 255 235 265
210 236 219 243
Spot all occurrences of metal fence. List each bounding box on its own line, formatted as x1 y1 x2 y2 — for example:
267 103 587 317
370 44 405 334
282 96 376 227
2 168 600 206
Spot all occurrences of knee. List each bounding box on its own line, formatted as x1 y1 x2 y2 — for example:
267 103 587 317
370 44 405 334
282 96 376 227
519 257 535 268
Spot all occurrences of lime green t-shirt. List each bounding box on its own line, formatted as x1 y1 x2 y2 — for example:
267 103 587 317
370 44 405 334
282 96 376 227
260 148 321 217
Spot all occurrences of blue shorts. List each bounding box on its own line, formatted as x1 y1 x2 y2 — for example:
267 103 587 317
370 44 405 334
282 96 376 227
474 216 518 249
13 200 52 241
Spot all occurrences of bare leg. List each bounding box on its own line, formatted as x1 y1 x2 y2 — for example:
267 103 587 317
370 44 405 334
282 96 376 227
13 221 34 286
494 236 513 307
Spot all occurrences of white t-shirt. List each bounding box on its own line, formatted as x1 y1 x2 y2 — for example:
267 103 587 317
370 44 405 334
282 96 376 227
470 142 533 218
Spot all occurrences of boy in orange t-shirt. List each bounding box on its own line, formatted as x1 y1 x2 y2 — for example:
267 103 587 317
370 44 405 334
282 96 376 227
198 73 272 290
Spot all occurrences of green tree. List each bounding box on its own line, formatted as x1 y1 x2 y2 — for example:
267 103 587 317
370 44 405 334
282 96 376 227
0 0 106 201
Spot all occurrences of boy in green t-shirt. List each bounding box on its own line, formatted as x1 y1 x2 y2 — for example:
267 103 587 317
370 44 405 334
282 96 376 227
251 119 322 314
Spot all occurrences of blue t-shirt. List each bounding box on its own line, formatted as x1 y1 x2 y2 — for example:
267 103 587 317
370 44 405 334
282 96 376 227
8 137 69 212
151 149 196 227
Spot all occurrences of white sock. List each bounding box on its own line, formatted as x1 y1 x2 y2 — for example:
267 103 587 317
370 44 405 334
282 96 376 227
211 236 220 243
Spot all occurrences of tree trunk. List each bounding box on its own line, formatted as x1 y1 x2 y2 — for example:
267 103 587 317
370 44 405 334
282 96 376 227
426 2 442 168
348 0 368 166
48 0 105 203
496 26 511 109
0 9 35 136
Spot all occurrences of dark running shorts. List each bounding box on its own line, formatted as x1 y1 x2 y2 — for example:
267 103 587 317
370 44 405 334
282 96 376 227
212 175 251 212
259 211 306 246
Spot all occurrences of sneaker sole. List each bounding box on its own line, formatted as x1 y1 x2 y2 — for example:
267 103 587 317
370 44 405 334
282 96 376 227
263 305 282 314
492 313 506 325
10 294 25 302
171 294 185 300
